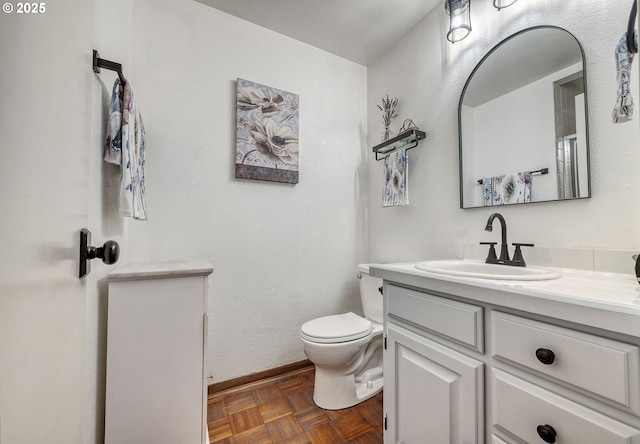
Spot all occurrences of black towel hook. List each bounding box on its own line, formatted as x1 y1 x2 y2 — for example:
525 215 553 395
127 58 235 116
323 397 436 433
627 0 638 54
92 50 127 85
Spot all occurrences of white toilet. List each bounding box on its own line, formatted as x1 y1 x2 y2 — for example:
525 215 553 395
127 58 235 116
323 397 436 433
300 264 383 410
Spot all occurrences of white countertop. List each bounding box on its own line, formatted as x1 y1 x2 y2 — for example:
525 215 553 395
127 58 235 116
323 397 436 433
107 260 214 281
370 262 640 338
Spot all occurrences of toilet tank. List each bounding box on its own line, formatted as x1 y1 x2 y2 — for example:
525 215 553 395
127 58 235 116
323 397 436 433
357 264 383 324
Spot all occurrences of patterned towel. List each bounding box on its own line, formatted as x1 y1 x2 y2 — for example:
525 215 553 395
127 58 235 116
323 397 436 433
104 78 147 220
482 171 531 206
382 149 409 207
613 33 635 123
120 81 147 220
482 177 493 207
104 80 122 165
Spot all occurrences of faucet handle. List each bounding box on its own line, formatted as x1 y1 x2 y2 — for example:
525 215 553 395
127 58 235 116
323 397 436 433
480 242 498 263
512 243 534 267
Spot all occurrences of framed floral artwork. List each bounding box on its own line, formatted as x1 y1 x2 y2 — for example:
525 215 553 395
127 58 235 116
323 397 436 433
235 78 299 184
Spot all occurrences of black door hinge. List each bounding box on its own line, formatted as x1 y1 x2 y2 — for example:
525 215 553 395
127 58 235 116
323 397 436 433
384 335 387 350
384 414 388 430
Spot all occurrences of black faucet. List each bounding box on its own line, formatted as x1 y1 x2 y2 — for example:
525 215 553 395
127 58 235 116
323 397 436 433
485 213 510 262
481 213 534 267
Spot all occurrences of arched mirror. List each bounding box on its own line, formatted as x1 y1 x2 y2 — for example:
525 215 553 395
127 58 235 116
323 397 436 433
459 26 590 208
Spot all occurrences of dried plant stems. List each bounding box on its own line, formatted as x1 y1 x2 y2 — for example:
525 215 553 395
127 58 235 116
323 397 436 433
378 95 398 127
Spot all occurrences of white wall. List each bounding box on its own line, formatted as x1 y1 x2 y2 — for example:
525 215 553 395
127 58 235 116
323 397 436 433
471 75 554 182
367 0 640 263
83 0 367 439
125 0 368 383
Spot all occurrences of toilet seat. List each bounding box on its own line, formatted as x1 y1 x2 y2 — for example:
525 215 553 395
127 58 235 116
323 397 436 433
300 312 372 344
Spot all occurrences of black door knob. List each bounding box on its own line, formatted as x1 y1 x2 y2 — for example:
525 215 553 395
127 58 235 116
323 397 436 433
79 228 120 278
536 348 556 365
89 240 120 264
537 424 557 443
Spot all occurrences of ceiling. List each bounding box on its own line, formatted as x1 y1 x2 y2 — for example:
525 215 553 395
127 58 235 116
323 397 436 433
194 0 442 65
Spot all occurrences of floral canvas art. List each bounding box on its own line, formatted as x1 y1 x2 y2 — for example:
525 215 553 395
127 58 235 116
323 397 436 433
235 78 299 184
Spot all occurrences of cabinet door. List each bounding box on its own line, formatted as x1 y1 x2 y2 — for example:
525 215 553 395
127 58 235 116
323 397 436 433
105 276 206 444
384 324 484 444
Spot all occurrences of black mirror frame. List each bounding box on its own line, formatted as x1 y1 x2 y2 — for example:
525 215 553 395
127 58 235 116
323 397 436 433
458 25 591 209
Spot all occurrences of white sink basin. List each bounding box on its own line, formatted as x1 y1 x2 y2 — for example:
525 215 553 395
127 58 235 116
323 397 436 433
414 260 561 281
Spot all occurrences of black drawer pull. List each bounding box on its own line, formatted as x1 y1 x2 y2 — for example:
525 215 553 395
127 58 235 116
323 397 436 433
536 348 555 365
537 424 557 443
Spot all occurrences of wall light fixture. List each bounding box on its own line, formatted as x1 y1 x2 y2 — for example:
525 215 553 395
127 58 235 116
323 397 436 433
445 0 471 43
493 0 518 11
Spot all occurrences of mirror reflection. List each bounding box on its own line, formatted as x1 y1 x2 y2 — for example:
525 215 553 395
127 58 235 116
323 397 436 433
459 26 590 209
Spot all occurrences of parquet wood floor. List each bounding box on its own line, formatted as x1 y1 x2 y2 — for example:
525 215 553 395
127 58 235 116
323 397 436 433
207 366 383 444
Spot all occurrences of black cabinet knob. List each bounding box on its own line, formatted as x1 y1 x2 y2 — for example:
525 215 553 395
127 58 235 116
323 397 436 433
537 424 557 443
536 348 556 365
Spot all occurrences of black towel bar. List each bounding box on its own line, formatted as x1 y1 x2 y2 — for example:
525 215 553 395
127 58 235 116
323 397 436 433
476 168 548 185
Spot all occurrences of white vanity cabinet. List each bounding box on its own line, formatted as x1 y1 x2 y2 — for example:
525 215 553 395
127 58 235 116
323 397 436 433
374 264 640 444
105 260 213 444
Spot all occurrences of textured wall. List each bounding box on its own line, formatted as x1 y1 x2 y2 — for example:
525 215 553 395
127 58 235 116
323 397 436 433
367 1 640 263
127 0 368 383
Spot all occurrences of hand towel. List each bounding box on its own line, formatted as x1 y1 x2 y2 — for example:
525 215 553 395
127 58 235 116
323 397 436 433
612 33 635 123
104 79 123 165
382 149 409 207
120 81 147 220
104 78 147 220
492 171 531 205
482 178 494 207
483 171 531 206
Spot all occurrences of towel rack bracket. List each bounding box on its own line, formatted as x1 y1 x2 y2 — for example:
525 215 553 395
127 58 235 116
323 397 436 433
628 0 638 54
92 50 101 74
93 49 126 84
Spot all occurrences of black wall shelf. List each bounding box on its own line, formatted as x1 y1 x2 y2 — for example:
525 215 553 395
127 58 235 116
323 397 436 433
372 129 426 161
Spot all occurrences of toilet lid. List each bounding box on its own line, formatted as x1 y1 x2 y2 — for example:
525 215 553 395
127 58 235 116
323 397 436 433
300 312 373 344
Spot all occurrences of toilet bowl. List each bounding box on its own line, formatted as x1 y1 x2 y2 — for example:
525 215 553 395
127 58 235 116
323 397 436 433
300 264 384 410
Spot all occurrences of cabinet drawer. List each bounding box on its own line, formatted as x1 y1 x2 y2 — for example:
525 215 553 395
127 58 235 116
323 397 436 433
387 285 483 352
491 311 640 413
492 369 640 444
